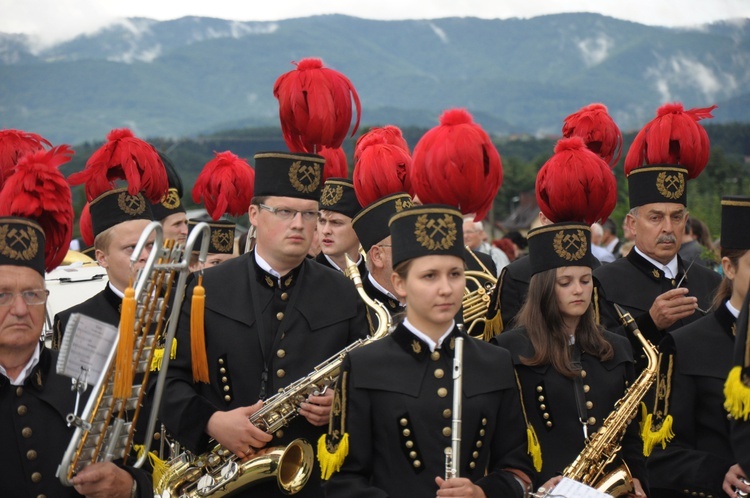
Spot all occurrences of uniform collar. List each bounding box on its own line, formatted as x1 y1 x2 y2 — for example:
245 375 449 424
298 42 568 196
253 249 302 290
367 273 400 302
634 245 679 279
391 321 462 360
628 246 682 282
105 282 124 312
718 299 739 339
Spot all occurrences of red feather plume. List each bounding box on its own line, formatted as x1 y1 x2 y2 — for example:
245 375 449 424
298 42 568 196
352 130 413 207
354 125 409 163
562 103 622 167
624 102 716 179
192 151 255 220
273 58 361 153
0 145 75 271
0 129 51 188
79 202 94 247
535 137 617 225
67 128 168 202
319 147 348 181
410 109 502 221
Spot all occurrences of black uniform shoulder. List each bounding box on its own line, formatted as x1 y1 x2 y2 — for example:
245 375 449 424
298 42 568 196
601 329 635 367
503 255 532 283
490 327 533 364
592 255 632 281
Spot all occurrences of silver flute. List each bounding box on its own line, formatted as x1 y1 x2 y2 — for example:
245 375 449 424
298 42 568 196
445 336 464 479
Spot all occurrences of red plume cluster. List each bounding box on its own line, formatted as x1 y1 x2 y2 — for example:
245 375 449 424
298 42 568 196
562 103 622 167
274 58 361 153
624 102 716 179
410 109 502 221
192 151 255 221
0 129 51 188
352 126 413 207
0 145 75 271
319 147 348 181
68 128 168 202
535 137 617 225
79 203 94 246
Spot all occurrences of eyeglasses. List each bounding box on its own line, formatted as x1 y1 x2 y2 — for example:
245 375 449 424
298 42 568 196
258 204 319 222
0 289 49 306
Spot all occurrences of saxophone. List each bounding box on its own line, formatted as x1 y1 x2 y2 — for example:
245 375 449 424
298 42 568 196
57 221 211 484
551 304 658 497
157 254 391 497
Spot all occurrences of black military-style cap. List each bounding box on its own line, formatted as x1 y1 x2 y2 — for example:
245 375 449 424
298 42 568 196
527 221 594 275
319 178 361 219
0 216 46 275
627 165 688 208
389 204 464 267
721 196 750 250
253 151 325 201
187 218 235 255
352 192 413 252
150 152 186 221
89 187 154 238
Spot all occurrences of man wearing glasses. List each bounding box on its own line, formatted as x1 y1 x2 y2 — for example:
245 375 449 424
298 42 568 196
160 152 368 498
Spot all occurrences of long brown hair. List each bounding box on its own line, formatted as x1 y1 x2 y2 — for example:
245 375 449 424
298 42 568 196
712 248 749 310
516 268 613 378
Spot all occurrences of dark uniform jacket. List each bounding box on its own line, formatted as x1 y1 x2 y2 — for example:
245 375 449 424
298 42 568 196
52 284 121 350
0 346 151 498
594 249 721 371
730 291 750 472
647 301 737 497
491 327 647 488
160 251 368 498
324 323 534 498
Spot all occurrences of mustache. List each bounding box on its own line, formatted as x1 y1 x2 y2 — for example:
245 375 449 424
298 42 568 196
656 234 677 244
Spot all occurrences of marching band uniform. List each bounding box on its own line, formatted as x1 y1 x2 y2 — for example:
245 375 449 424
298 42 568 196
646 196 750 497
492 223 646 489
0 144 151 497
160 152 368 498
323 206 534 498
595 104 722 373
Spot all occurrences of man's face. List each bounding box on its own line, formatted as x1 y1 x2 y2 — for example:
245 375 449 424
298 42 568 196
96 219 153 292
162 212 188 243
627 202 687 265
249 196 318 269
462 221 483 250
318 211 360 259
0 266 46 357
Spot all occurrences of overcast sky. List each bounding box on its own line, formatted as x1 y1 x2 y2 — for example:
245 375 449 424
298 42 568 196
2 0 749 48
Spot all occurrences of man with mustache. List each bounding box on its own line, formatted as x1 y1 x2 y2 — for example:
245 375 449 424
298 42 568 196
593 104 722 373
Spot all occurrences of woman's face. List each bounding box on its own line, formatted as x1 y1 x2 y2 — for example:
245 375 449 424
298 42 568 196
554 266 593 326
393 255 465 334
725 250 750 308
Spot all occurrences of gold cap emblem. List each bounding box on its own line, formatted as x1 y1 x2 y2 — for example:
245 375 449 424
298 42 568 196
0 224 39 261
553 229 587 261
414 213 457 250
289 161 321 194
320 184 344 206
656 171 686 200
117 192 147 216
395 198 414 212
161 188 181 209
211 228 234 253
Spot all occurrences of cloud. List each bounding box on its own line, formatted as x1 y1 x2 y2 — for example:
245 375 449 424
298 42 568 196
646 53 737 102
577 34 613 67
427 21 449 44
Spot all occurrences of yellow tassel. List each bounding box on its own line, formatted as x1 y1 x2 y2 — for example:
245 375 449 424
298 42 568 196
483 310 504 340
190 277 209 383
170 337 177 359
317 433 349 480
640 412 675 456
724 366 750 420
114 285 136 399
150 347 164 372
134 444 169 487
526 423 542 472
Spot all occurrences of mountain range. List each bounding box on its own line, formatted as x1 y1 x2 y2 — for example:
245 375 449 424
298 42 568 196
1 13 748 145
